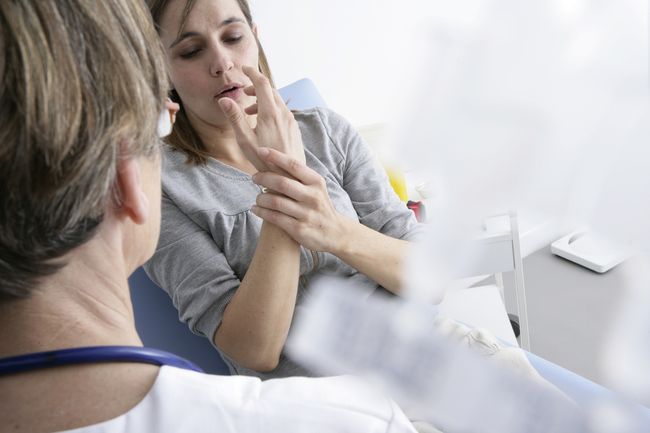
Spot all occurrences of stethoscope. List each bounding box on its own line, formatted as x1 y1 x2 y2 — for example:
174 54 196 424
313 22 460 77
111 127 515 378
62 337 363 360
0 346 204 376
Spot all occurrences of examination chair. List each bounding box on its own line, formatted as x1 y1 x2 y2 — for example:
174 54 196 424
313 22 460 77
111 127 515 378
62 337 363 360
129 268 229 374
130 79 650 421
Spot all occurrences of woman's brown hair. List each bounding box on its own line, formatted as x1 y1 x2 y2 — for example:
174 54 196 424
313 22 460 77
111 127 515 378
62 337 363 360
148 0 275 165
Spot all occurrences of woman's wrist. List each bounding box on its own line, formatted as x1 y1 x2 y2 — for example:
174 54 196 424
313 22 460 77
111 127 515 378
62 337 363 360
260 219 300 247
329 214 355 257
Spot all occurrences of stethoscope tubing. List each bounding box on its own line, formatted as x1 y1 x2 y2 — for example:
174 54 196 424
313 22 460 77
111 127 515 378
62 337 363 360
0 346 204 375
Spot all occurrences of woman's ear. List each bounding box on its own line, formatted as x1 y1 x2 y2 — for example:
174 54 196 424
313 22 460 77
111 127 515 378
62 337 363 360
115 157 149 225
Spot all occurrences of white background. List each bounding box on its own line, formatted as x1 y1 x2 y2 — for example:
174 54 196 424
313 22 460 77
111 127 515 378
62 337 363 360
249 0 482 126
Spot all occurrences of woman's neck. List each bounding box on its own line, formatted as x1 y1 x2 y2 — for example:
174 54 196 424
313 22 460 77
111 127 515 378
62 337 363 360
187 110 259 174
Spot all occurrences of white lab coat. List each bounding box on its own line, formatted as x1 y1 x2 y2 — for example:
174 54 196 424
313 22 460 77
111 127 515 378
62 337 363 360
59 366 417 432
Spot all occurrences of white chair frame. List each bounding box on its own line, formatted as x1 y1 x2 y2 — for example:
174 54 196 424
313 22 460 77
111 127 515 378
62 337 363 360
439 211 531 350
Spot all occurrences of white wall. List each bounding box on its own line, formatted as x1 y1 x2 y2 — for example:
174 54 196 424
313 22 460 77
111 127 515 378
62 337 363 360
249 0 388 125
249 1 480 126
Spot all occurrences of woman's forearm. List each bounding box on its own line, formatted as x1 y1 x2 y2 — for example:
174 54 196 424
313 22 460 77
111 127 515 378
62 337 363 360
214 221 300 372
248 148 412 295
331 217 410 295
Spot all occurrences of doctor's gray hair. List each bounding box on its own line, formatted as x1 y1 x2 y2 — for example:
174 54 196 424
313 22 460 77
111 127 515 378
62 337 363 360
0 0 169 299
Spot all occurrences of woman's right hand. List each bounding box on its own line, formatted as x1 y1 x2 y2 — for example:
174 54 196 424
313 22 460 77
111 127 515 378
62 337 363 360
217 65 305 172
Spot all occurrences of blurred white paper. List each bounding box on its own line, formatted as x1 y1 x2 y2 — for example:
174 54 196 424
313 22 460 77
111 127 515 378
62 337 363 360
288 277 588 433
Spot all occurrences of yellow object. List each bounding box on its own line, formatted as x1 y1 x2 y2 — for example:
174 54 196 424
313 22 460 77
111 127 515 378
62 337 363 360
354 123 408 202
385 166 408 202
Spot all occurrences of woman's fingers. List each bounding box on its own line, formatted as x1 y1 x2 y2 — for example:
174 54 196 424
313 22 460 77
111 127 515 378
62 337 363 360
243 85 256 96
243 74 290 116
244 103 258 115
218 98 267 171
242 65 276 114
257 147 320 185
272 87 288 108
256 191 306 220
251 205 297 234
218 98 251 137
252 171 310 202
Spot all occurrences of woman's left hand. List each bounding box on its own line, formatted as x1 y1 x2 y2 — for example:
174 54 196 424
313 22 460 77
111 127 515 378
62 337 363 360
251 147 348 253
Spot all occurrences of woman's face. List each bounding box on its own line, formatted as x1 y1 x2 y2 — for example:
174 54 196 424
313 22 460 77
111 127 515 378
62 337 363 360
158 0 260 129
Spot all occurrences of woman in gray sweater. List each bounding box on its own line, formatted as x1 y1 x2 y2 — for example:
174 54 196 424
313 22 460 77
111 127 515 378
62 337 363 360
144 0 424 379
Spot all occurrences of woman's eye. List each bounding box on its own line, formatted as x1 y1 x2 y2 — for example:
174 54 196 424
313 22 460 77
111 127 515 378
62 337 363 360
180 48 201 59
223 34 243 44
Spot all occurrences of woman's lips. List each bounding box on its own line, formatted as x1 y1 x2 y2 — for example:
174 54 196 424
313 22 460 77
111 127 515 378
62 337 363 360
216 87 244 100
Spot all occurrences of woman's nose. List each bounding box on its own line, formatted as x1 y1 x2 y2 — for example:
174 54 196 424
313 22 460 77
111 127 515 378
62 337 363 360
209 46 234 76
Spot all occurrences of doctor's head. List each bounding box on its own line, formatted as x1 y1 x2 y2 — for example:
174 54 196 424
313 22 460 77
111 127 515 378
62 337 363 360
0 0 168 300
147 0 274 164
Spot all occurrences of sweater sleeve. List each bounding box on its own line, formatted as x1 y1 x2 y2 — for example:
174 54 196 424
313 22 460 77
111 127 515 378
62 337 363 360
143 192 239 342
317 108 425 241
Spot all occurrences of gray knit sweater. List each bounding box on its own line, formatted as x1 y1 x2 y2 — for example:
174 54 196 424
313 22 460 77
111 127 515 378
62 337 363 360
144 107 424 379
